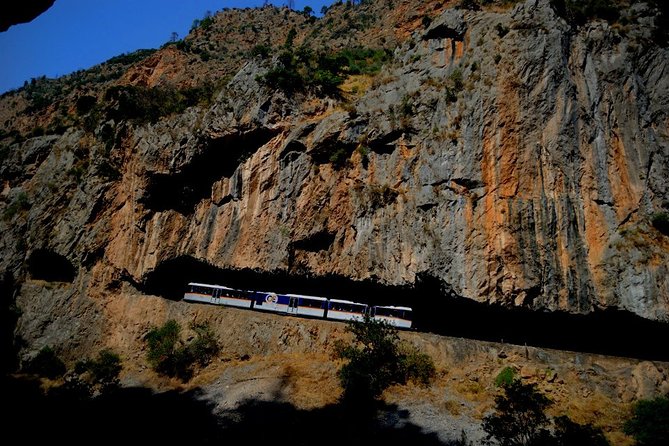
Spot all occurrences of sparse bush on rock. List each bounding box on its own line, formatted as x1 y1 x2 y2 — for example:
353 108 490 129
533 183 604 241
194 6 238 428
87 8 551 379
334 315 435 403
145 319 220 381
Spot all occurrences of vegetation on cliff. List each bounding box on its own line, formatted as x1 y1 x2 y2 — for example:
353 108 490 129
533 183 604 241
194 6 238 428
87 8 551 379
483 378 610 445
1 1 668 443
145 319 220 381
334 315 435 402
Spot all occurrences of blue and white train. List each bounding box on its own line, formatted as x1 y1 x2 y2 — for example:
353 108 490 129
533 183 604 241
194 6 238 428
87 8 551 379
183 282 413 329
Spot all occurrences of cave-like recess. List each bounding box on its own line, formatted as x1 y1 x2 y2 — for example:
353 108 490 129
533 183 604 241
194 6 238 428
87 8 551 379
142 255 669 361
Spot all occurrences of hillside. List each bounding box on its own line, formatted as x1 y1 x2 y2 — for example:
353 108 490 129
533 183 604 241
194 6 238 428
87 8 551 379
1 0 669 437
5 294 669 445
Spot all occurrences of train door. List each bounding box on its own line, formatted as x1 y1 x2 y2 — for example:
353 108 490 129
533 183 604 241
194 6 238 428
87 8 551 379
211 288 220 305
288 296 298 314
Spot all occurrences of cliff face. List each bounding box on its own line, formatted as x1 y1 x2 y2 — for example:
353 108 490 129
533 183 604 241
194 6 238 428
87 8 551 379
1 0 669 357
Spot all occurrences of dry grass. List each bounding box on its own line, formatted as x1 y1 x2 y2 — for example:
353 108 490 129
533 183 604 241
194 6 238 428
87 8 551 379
443 399 462 416
340 74 375 99
279 353 342 409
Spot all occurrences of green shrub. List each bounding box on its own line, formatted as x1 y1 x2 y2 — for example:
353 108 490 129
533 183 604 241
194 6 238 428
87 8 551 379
76 95 97 115
146 319 181 370
261 65 305 93
495 366 517 388
23 346 66 379
191 11 214 31
251 44 271 59
482 380 552 445
260 47 389 97
0 146 8 165
334 315 435 403
553 416 610 446
24 76 62 112
449 69 464 90
145 320 219 382
75 348 122 393
422 15 432 28
444 86 458 103
398 344 436 386
105 83 214 123
624 395 669 446
88 349 122 388
399 94 414 117
2 191 30 221
188 323 220 367
368 184 398 209
495 22 509 38
651 212 669 236
483 377 609 446
337 47 390 75
105 49 156 66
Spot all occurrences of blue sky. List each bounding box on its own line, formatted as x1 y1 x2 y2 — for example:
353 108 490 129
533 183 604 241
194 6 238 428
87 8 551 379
0 0 333 94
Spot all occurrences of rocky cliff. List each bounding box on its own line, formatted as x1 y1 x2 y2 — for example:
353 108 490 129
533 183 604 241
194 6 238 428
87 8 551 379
1 0 668 359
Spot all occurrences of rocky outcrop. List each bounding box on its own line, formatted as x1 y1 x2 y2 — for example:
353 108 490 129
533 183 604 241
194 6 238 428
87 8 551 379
0 0 55 32
1 1 668 360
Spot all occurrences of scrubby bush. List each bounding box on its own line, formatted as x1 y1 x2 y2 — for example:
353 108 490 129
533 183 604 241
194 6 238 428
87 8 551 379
104 83 215 123
80 349 122 388
495 366 517 388
651 212 669 236
145 320 220 381
334 315 435 403
624 395 669 446
105 49 156 66
553 416 610 446
483 380 552 445
397 343 436 386
145 319 181 372
2 191 30 221
23 346 66 379
484 378 610 446
187 323 220 367
75 95 97 115
251 44 271 59
259 46 390 97
496 22 509 38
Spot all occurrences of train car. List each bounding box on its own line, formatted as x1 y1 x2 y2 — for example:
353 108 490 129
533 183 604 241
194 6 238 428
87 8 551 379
252 291 291 313
284 294 328 318
326 298 368 322
370 305 413 329
252 292 328 318
184 282 253 309
183 282 413 329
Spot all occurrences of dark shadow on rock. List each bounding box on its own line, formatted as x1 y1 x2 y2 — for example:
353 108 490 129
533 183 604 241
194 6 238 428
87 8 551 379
217 398 453 446
3 376 223 445
141 256 669 361
3 375 461 446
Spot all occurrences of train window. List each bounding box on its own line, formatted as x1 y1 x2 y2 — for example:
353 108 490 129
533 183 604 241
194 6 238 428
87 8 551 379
299 298 325 309
374 307 411 319
192 285 213 295
330 302 366 313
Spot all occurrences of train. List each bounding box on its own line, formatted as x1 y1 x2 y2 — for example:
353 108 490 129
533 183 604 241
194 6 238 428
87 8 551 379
183 282 413 328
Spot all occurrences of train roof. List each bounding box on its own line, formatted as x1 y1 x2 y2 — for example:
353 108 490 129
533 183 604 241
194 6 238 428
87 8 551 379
329 298 368 305
374 305 413 311
284 293 328 301
188 282 235 290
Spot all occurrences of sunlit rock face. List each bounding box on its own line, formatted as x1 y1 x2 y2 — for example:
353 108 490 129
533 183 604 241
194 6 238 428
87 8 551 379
1 0 668 359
